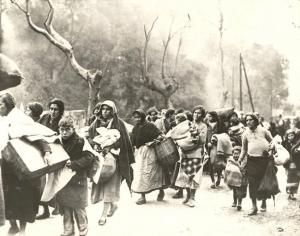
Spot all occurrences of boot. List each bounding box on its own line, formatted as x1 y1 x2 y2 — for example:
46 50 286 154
172 189 183 199
186 189 196 207
182 188 191 204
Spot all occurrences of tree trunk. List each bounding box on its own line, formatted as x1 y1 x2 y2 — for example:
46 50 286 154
87 74 101 117
163 95 174 109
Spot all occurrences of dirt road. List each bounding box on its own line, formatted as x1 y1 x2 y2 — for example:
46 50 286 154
0 166 299 236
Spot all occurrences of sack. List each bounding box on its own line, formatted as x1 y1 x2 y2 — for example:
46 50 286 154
274 143 290 166
98 152 116 184
257 159 280 200
154 137 180 167
224 160 242 187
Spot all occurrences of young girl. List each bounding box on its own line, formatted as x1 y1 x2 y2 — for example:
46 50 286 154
225 146 247 211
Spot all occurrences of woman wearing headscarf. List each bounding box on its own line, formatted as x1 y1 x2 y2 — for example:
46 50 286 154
131 109 168 205
0 92 53 235
87 102 102 126
169 108 208 207
238 113 273 216
89 100 134 225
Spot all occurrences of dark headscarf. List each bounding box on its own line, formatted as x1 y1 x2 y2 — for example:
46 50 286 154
208 111 219 123
131 109 161 148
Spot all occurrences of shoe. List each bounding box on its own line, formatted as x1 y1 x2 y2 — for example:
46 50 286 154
52 206 60 215
185 198 195 208
216 179 221 186
8 226 20 235
98 218 107 226
182 197 189 204
136 197 146 205
36 212 50 220
288 195 297 201
60 232 74 236
108 204 118 217
260 207 266 212
157 191 165 201
232 202 237 207
79 228 88 236
210 184 217 189
172 190 183 199
248 209 258 216
237 205 242 211
260 202 267 212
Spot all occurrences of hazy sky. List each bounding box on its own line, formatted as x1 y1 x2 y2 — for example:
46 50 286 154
138 0 300 102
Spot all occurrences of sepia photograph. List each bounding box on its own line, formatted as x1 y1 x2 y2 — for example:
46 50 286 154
0 0 300 235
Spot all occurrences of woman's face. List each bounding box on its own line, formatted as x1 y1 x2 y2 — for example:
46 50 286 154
287 133 295 141
101 105 113 119
49 104 60 119
0 99 8 116
207 114 213 122
233 150 240 160
133 113 142 125
94 107 100 115
149 112 157 121
25 107 33 118
59 126 75 140
245 116 255 129
193 109 202 122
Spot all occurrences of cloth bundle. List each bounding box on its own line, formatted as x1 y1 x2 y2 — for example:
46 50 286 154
93 127 120 149
166 120 198 151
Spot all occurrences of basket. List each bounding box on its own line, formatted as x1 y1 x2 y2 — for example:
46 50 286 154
154 137 179 167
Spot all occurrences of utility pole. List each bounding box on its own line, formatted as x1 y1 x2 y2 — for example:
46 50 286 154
240 55 255 112
231 66 234 107
0 0 2 53
239 54 243 111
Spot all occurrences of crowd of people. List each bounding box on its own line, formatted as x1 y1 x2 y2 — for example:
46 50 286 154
0 92 300 236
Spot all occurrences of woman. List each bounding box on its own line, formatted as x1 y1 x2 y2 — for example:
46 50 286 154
25 102 44 122
288 131 300 200
0 92 52 235
87 102 101 126
167 109 207 207
131 109 168 205
206 111 226 188
238 113 273 216
89 100 134 226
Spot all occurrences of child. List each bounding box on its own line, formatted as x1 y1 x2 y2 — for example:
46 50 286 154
224 146 247 211
55 116 94 236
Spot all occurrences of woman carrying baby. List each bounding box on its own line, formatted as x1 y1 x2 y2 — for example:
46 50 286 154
88 100 134 225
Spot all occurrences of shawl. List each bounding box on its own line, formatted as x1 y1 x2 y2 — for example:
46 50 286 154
132 121 161 148
88 100 135 189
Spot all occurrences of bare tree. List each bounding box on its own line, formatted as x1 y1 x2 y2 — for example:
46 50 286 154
139 17 189 108
11 0 102 116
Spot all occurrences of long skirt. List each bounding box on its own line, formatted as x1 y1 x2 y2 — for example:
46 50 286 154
131 145 168 194
0 166 5 226
91 165 121 204
1 160 41 223
246 156 268 199
286 163 300 194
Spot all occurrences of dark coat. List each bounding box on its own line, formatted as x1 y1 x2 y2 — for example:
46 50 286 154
56 132 94 209
38 113 60 133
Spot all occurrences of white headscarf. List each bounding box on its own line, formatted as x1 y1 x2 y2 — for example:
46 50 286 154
100 100 117 115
